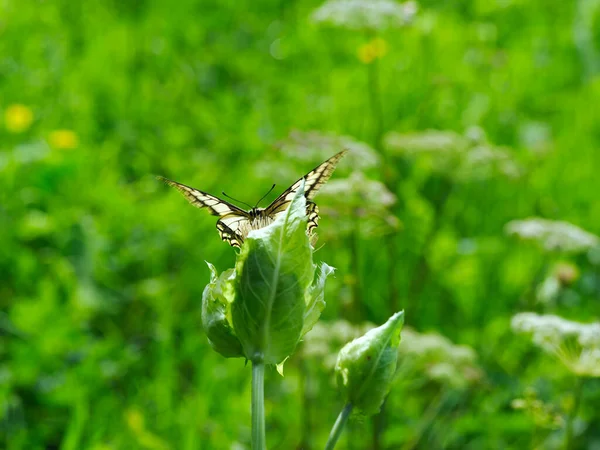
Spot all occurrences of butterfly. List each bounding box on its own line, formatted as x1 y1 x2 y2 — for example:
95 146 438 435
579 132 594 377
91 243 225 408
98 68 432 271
158 149 348 248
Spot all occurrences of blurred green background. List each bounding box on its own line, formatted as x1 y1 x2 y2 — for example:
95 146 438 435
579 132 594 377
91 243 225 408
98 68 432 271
2 0 600 448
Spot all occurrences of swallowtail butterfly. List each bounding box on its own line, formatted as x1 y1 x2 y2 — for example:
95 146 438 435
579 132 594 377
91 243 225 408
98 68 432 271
158 150 347 248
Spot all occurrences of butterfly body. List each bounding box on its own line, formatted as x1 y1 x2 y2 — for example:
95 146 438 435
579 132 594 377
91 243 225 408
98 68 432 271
239 208 274 235
159 150 347 248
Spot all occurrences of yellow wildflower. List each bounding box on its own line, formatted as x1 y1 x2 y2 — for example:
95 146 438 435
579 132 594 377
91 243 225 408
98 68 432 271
357 37 388 64
125 408 145 433
370 37 388 56
4 104 34 133
49 129 79 149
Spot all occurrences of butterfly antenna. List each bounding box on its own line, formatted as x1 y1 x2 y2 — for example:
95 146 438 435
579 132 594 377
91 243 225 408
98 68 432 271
255 184 276 208
313 242 326 253
222 192 253 209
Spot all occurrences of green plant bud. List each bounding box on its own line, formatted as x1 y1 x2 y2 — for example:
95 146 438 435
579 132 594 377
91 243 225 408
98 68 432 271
201 181 334 366
335 311 405 416
201 263 244 358
231 180 330 365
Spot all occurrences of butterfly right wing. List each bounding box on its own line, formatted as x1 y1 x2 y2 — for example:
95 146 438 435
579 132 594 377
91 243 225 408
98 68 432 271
158 176 250 248
264 149 348 232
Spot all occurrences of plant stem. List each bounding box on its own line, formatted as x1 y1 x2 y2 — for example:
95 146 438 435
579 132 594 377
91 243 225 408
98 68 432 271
252 361 266 450
564 376 584 450
325 403 353 450
348 213 363 322
300 356 312 449
372 399 386 450
367 56 385 148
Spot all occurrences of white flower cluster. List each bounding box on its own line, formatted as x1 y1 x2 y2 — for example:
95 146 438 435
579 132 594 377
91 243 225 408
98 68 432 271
277 129 380 171
398 327 482 388
385 130 466 154
318 171 400 238
511 312 600 377
384 128 522 181
311 0 417 31
505 218 599 254
320 171 396 207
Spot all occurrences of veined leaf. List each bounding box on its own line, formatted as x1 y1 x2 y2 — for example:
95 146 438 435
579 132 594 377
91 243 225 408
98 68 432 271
232 180 315 364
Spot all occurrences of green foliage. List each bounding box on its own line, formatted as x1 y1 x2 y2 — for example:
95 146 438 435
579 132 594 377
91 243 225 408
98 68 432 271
2 0 600 448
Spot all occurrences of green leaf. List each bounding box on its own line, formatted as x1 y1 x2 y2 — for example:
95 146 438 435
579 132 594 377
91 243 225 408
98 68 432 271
335 311 405 416
231 180 315 364
302 262 335 337
201 263 244 358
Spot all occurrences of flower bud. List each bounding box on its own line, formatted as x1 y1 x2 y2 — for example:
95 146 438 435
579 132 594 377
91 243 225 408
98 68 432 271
335 311 404 415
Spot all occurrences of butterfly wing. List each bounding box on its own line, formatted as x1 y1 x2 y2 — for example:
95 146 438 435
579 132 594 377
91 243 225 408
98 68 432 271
216 220 245 249
265 149 347 231
158 176 250 248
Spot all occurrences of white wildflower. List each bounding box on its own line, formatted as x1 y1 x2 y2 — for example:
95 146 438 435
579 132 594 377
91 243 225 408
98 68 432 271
505 218 599 254
311 0 417 31
398 327 482 388
458 145 522 180
318 171 400 238
277 130 380 171
384 128 522 181
320 171 396 207
511 312 600 377
384 130 468 155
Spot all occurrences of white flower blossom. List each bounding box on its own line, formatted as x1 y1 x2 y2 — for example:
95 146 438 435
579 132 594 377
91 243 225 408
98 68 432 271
277 130 380 171
505 218 599 254
384 128 522 181
320 171 395 207
318 171 400 238
511 312 600 377
385 130 468 155
311 0 417 31
398 327 482 388
460 145 521 179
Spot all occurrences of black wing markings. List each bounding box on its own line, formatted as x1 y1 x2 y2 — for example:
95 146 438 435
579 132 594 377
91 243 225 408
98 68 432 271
158 176 249 248
265 149 348 223
159 149 347 248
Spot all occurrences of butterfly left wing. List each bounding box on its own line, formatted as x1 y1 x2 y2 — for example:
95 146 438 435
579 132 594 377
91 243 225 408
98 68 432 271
158 176 250 248
265 149 348 232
